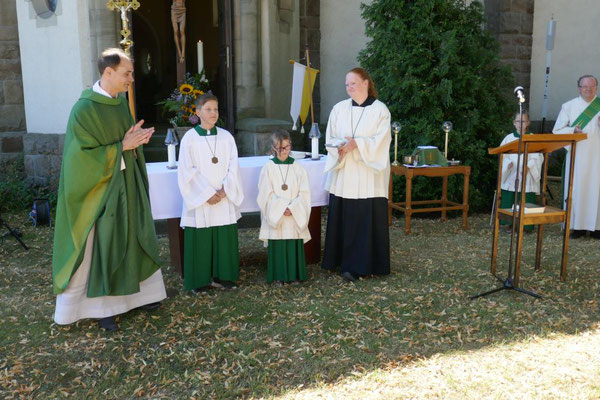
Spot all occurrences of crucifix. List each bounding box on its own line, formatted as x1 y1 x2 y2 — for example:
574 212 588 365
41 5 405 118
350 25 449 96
171 0 187 83
106 0 140 120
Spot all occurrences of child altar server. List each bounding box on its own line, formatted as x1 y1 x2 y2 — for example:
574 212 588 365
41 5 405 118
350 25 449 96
257 129 312 284
499 110 543 230
177 93 244 291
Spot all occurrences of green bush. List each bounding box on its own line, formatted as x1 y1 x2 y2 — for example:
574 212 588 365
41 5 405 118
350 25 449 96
0 156 57 213
359 0 515 212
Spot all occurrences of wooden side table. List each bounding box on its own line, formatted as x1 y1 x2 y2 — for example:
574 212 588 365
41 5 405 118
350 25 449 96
388 165 471 234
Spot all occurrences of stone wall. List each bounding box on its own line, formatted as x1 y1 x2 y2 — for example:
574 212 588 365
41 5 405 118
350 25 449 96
299 0 320 126
484 0 535 97
23 134 64 188
0 0 26 165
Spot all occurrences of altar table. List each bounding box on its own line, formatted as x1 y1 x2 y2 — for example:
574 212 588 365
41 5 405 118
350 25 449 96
147 156 329 274
388 165 471 234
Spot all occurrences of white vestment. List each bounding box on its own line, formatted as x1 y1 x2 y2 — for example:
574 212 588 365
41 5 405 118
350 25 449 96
257 159 312 243
54 82 167 325
177 127 244 228
553 95 600 230
499 133 544 194
324 98 392 199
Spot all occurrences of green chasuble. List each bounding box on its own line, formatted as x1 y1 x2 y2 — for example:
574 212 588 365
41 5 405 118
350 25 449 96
52 89 161 297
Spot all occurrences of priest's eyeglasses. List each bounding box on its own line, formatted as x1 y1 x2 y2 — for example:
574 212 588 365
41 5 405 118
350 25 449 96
579 85 597 89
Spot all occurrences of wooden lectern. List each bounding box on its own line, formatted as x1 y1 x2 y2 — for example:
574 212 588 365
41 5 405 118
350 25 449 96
489 133 586 287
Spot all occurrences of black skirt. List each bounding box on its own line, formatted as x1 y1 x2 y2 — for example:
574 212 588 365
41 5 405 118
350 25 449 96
322 194 390 276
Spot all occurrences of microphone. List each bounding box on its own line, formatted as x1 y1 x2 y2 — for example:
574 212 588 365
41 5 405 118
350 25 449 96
514 86 526 103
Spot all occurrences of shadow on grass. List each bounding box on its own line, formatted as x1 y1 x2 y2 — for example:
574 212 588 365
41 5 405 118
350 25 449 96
0 210 599 399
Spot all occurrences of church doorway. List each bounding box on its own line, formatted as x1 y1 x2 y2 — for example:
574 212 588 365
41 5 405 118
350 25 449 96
131 0 234 131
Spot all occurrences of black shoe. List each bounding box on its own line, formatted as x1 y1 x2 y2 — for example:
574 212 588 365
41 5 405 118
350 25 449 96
97 316 118 331
341 271 357 282
220 281 238 289
590 231 600 239
136 301 161 312
569 230 586 239
192 286 210 294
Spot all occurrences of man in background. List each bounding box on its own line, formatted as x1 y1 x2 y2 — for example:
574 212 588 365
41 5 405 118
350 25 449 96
553 75 600 239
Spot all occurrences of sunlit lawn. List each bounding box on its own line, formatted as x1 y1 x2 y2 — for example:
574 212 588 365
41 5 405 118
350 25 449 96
1 209 599 399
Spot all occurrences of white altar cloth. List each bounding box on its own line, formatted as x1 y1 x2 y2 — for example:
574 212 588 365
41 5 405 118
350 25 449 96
146 155 329 220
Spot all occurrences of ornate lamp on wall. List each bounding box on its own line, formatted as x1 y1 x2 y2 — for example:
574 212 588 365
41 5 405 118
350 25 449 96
32 0 58 19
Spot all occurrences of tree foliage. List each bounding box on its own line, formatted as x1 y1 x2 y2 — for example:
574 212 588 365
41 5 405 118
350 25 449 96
359 0 515 212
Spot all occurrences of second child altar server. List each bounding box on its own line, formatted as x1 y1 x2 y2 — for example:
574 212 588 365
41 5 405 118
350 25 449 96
177 93 244 291
257 129 311 284
499 111 543 231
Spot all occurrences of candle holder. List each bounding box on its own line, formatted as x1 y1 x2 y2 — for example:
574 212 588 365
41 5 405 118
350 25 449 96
165 128 179 169
308 123 321 160
391 121 402 166
442 121 453 160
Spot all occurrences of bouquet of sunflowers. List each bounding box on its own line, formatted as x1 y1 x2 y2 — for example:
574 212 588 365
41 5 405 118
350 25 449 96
158 72 211 127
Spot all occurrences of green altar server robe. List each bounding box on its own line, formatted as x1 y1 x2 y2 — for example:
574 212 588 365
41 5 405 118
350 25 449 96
52 89 161 297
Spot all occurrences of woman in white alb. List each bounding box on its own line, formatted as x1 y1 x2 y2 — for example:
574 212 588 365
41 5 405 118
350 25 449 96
322 67 392 281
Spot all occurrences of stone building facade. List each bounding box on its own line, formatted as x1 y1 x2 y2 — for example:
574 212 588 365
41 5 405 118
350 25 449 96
2 0 581 188
484 0 535 99
0 1 25 166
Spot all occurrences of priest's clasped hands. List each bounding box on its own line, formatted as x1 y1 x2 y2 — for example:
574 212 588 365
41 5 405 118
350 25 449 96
122 119 155 151
207 187 227 205
337 137 357 160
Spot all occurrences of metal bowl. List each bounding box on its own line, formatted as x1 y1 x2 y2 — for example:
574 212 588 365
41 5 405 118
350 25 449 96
447 160 461 166
290 151 307 159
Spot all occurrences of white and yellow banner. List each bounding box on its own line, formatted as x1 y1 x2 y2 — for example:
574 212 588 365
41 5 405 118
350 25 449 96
290 61 319 133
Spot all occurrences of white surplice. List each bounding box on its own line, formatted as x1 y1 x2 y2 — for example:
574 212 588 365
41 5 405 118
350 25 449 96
257 159 312 244
324 98 392 199
54 81 167 325
500 133 544 194
177 127 244 228
553 96 600 230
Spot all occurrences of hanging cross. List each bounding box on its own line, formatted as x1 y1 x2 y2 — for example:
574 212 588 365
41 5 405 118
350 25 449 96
105 0 141 122
106 1 141 56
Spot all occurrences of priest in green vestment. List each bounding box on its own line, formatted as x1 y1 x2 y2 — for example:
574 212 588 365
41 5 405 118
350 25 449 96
52 48 167 331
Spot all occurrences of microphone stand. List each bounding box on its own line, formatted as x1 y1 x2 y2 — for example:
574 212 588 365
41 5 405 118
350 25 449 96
0 213 29 250
471 91 541 300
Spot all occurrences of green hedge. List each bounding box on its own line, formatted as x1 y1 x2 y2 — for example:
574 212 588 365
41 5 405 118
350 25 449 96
359 0 515 212
0 156 57 213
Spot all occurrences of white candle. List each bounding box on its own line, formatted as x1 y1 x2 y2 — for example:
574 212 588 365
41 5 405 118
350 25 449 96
197 41 204 74
167 144 177 168
311 137 319 159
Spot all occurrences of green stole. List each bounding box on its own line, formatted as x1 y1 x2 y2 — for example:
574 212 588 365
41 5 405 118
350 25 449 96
52 89 161 297
571 96 600 129
194 125 217 136
511 132 532 138
272 156 295 165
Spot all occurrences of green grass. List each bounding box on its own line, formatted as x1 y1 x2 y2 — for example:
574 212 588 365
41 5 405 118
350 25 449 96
1 209 599 399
